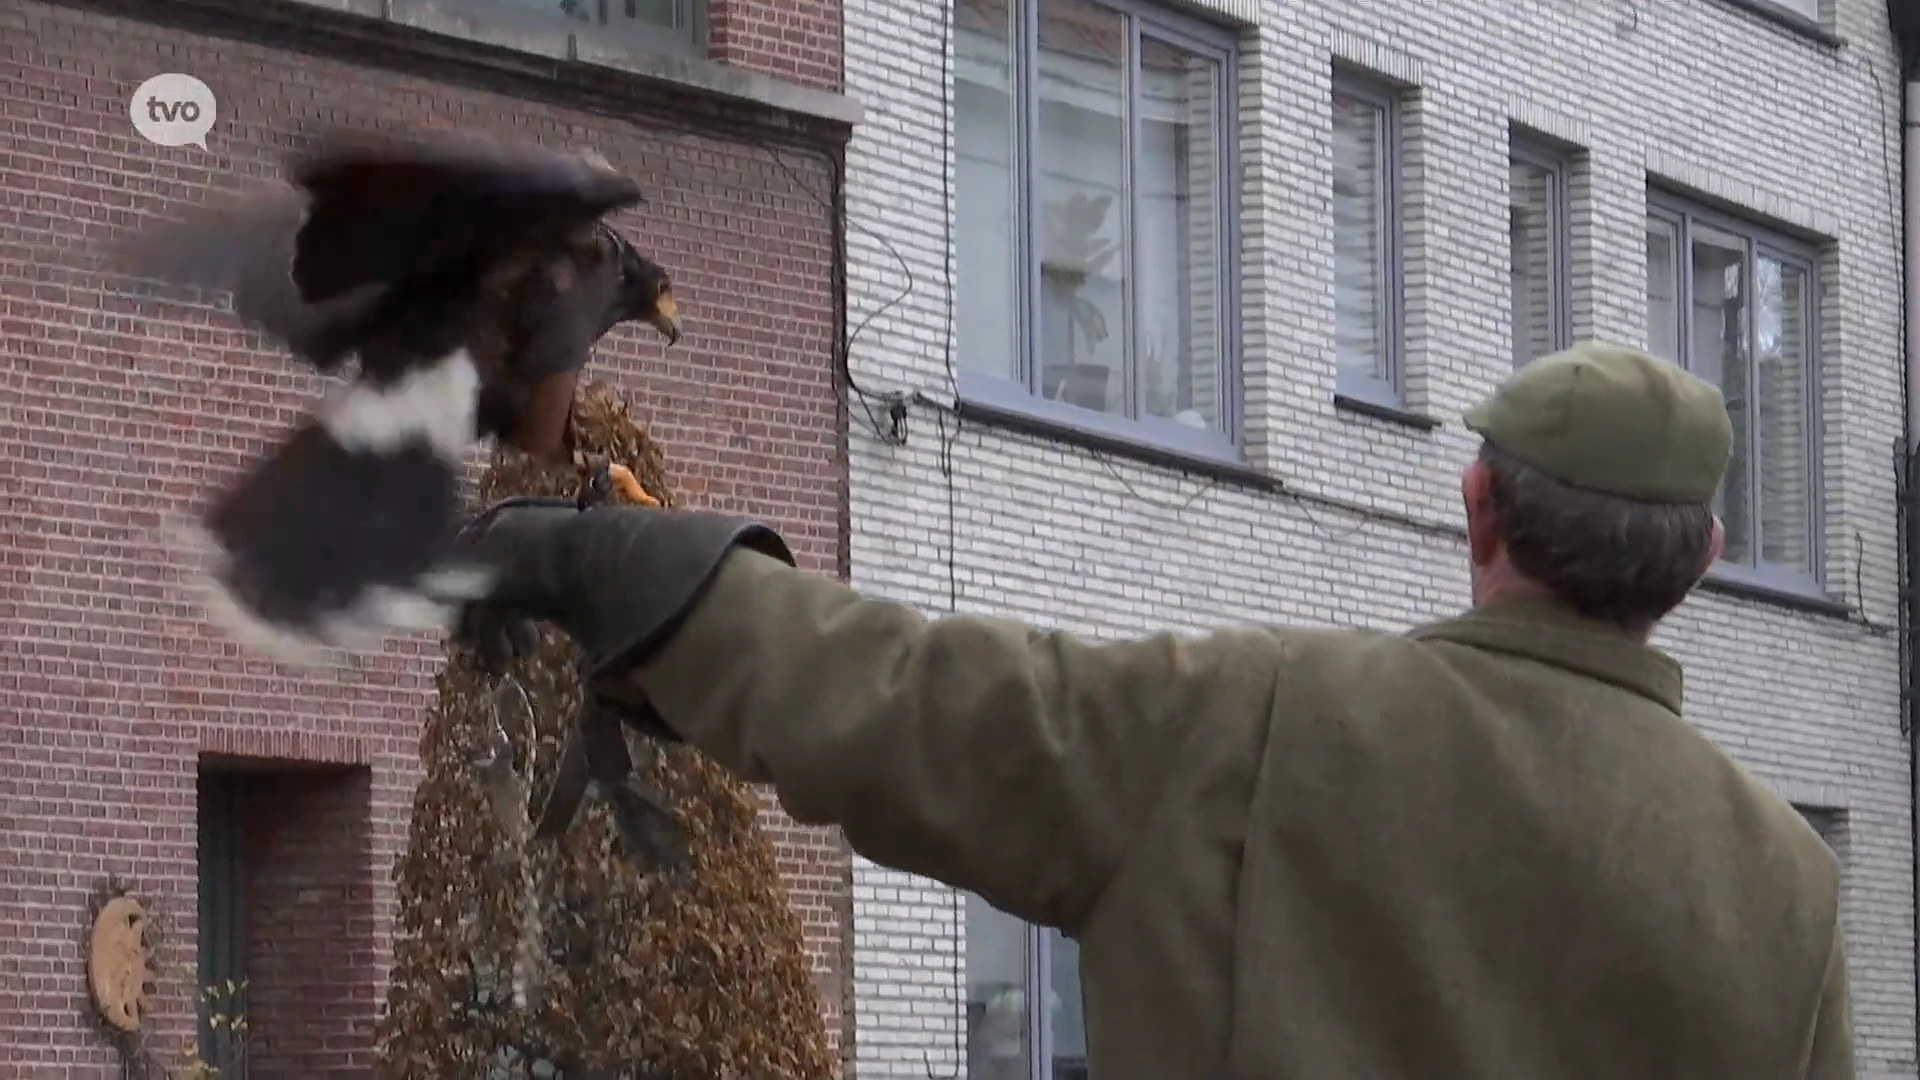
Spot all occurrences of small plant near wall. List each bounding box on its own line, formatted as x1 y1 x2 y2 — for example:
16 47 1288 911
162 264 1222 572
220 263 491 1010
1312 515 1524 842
171 979 250 1079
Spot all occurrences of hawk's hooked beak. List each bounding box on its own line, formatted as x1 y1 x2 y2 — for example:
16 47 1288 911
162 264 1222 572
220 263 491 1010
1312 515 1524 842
605 225 681 347
647 289 681 347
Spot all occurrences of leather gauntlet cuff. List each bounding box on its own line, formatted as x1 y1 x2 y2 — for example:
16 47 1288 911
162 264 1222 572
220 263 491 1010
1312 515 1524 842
456 498 797 684
573 510 796 682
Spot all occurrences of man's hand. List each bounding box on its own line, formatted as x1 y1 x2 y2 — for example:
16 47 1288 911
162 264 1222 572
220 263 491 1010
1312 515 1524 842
456 602 544 677
445 495 794 854
449 494 582 675
446 494 796 686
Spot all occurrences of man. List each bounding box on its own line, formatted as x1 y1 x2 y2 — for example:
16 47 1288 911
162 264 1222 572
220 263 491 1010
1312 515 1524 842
453 342 1853 1078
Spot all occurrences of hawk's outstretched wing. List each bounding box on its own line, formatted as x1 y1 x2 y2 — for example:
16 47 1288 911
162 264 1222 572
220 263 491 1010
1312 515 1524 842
110 190 382 373
111 125 678 663
282 125 643 305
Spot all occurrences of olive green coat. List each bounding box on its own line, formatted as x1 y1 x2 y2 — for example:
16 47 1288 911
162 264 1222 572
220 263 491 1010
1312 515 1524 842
635 551 1853 1079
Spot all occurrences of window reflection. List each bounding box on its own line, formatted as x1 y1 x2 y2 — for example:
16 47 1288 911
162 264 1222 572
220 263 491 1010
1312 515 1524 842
955 0 1020 380
1754 255 1812 575
1645 217 1680 364
1045 929 1086 1079
499 0 686 31
1643 201 1821 583
965 898 1090 1079
1508 156 1560 367
1035 0 1129 417
1137 35 1224 429
1689 225 1751 564
1332 89 1390 393
952 0 1234 439
967 895 1032 1080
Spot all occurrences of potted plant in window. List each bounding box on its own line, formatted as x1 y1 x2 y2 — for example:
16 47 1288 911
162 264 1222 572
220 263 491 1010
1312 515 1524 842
1141 335 1212 430
1039 191 1116 412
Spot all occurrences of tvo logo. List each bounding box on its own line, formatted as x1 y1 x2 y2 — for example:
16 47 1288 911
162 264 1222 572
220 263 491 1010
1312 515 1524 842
130 74 217 150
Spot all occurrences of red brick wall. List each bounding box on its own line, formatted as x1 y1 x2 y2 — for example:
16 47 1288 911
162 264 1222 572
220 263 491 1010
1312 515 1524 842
710 0 845 90
0 0 852 1074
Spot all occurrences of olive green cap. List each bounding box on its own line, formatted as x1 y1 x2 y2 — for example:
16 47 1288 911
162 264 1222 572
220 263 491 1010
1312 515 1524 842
1463 341 1732 503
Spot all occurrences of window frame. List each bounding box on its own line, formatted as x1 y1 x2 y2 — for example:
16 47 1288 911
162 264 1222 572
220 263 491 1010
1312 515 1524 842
1026 924 1083 1077
1328 67 1406 410
954 0 1246 465
966 897 1086 1079
1698 0 1840 46
1645 190 1825 598
1765 0 1821 19
581 0 706 50
464 0 706 53
1793 804 1848 862
1748 0 1825 29
1507 137 1573 368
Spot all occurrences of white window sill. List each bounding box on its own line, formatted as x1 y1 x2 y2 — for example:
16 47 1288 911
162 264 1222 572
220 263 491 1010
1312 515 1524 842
1704 0 1845 49
934 381 1279 494
1698 560 1851 618
1333 392 1441 433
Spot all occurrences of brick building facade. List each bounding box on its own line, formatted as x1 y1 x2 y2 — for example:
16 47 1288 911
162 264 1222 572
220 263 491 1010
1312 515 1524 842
838 0 1918 1076
0 0 858 1073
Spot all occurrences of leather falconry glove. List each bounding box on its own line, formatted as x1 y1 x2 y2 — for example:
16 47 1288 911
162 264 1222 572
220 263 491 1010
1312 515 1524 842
450 495 797 739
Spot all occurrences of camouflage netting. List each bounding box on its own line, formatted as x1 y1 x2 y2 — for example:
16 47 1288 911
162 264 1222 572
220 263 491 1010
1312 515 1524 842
374 384 835 1080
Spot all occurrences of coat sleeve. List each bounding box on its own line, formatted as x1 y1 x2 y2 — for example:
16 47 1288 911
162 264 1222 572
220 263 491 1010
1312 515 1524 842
631 548 1281 933
1802 915 1854 1080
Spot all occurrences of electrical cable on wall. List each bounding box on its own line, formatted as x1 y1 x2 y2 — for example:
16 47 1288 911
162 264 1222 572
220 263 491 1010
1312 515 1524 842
937 0 963 626
1854 43 1906 644
935 3 969 1075
757 141 914 448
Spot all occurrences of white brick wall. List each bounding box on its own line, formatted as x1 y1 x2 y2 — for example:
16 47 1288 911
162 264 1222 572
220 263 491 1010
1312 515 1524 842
840 0 1917 1075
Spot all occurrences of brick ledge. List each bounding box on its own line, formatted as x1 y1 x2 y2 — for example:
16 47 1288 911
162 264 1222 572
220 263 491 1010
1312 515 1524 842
200 726 373 766
380 0 864 127
50 0 863 133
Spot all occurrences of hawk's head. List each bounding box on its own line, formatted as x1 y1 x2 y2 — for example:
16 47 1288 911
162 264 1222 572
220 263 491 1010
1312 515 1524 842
603 224 680 346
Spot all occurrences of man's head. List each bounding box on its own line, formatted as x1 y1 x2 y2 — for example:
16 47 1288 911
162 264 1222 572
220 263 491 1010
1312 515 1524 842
1459 342 1732 636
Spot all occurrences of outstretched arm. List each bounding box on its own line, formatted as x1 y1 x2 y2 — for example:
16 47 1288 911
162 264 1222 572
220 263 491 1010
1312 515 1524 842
631 549 1279 932
1802 916 1854 1080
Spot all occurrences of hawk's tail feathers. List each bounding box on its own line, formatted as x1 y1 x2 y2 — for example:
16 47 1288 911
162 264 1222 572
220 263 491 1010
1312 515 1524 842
167 515 498 669
165 514 336 668
164 366 491 669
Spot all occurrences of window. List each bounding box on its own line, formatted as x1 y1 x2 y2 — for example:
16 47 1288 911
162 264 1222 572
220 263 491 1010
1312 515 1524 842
1645 192 1821 593
968 896 1086 1079
1509 138 1571 367
198 767 251 1077
501 0 702 46
954 0 1240 460
1795 805 1847 861
1763 0 1822 23
1331 71 1404 407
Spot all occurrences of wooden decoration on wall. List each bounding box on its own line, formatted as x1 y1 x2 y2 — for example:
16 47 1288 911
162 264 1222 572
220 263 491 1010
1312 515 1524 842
88 895 154 1034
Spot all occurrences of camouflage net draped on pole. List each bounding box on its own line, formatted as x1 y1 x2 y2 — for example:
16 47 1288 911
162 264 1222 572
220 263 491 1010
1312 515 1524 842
374 384 836 1080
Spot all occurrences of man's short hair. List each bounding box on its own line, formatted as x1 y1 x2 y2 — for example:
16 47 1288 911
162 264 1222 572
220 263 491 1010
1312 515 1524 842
1479 440 1716 629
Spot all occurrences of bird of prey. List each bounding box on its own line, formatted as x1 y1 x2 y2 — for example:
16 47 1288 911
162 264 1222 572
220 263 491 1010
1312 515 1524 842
112 126 682 663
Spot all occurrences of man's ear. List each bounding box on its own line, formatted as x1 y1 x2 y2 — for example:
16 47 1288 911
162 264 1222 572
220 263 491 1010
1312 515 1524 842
1698 515 1726 581
1462 461 1501 568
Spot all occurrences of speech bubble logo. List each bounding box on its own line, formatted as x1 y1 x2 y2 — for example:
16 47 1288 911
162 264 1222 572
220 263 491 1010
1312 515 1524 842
129 74 217 150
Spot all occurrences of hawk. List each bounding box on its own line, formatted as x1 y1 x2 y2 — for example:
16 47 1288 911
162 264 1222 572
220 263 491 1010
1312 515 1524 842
111 126 681 663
